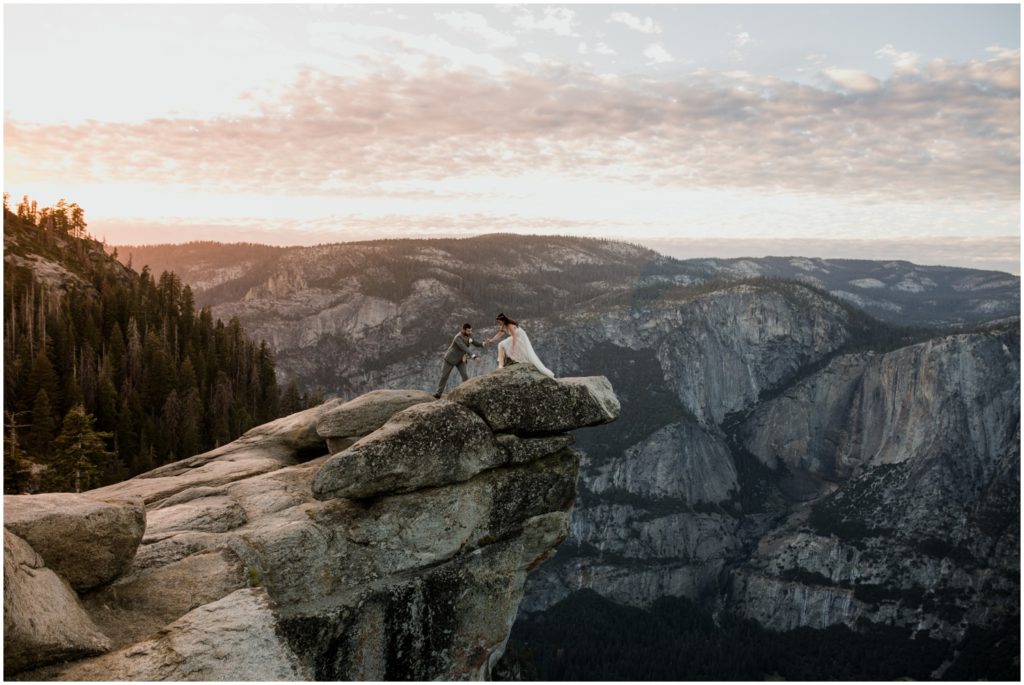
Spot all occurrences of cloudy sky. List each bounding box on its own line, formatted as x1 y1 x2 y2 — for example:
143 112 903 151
4 3 1020 272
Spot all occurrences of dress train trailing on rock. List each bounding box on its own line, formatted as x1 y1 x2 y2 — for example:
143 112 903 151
497 326 555 378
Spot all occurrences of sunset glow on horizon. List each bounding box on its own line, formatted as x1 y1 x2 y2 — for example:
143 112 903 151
4 4 1020 273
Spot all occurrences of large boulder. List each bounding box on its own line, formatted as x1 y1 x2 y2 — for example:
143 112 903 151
27 589 309 681
448 364 620 432
85 401 340 505
312 401 503 500
3 530 111 675
4 493 145 591
316 389 435 443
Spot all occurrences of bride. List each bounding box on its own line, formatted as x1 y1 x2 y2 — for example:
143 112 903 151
485 313 555 378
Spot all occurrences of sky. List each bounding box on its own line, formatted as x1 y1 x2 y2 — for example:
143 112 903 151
4 3 1021 273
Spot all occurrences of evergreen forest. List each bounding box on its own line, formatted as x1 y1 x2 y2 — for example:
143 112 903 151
3 195 317 494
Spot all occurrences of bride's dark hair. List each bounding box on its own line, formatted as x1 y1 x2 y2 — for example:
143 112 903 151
496 313 518 327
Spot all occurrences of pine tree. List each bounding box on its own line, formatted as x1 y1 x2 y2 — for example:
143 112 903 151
49 404 116 492
142 333 175 411
126 318 143 384
28 388 57 456
95 369 119 432
4 410 34 494
256 341 280 423
281 381 302 415
27 348 60 412
180 387 202 457
178 356 198 394
107 321 127 388
16 195 29 222
159 389 181 462
210 372 233 446
69 203 86 239
116 392 138 466
132 444 155 476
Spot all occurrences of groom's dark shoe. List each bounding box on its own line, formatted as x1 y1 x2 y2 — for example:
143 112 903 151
432 392 441 399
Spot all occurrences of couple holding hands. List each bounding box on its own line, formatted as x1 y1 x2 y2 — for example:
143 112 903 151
433 313 554 398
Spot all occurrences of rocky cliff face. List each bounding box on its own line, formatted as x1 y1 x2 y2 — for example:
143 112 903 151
521 326 1019 644
104 236 1019 656
731 328 1019 638
513 281 859 612
3 365 618 680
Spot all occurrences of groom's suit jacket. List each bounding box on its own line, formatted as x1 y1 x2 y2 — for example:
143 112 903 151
444 333 483 365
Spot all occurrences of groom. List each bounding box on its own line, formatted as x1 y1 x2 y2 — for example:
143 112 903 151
434 323 487 398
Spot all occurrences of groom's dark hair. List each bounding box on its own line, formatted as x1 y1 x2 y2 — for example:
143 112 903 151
462 323 472 331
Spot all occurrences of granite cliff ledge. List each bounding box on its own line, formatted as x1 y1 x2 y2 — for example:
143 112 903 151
4 365 618 681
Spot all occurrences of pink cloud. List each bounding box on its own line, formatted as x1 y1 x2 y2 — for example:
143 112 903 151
5 49 1019 203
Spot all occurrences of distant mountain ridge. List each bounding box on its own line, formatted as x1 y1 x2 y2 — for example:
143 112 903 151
114 241 287 297
693 255 1020 327
113 236 1020 328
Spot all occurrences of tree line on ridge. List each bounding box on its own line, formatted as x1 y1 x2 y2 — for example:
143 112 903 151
3 195 320 494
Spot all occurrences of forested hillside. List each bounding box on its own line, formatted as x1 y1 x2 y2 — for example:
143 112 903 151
3 196 316 494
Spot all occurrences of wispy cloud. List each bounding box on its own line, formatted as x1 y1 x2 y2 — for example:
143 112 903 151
306 21 509 75
796 53 827 74
6 50 1019 206
512 6 579 38
728 25 753 62
607 11 662 35
644 44 674 65
875 44 920 75
822 67 881 93
435 11 517 49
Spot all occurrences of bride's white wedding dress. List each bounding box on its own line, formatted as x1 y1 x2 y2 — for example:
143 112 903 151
498 325 555 378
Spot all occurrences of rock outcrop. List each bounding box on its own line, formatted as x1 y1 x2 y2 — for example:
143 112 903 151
316 388 435 454
5 365 617 680
448 369 619 432
4 493 145 591
3 531 112 674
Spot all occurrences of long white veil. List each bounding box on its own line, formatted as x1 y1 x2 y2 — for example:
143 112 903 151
498 326 555 378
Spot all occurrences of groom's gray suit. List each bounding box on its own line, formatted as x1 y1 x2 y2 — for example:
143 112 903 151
434 330 484 397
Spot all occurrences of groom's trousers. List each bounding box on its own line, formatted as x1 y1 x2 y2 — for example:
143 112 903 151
435 360 468 396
